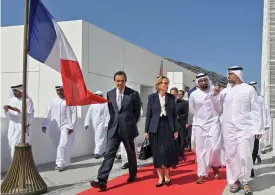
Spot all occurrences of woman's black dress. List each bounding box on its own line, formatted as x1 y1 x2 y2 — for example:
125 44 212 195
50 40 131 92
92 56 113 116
149 116 179 168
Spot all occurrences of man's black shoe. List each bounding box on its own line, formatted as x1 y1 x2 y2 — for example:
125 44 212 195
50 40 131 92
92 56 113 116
121 162 129 169
94 154 100 159
89 180 107 191
127 176 137 183
256 155 262 164
250 169 254 178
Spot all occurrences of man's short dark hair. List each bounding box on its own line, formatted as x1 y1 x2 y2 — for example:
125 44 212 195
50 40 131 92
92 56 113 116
170 87 178 93
114 71 127 81
179 90 185 95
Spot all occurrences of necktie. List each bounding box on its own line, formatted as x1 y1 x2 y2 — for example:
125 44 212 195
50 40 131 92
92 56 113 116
117 92 122 110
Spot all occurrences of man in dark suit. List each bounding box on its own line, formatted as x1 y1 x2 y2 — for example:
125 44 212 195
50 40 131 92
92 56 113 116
90 71 141 191
170 88 189 156
177 90 189 150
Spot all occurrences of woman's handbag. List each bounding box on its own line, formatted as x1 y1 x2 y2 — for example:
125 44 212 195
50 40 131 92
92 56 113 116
138 139 152 160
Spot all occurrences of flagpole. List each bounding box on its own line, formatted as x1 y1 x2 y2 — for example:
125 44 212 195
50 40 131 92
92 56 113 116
159 60 163 77
20 0 30 145
0 0 48 194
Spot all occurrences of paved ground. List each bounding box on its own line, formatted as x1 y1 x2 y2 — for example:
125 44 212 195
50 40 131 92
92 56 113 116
1 149 274 195
222 150 275 195
37 152 153 195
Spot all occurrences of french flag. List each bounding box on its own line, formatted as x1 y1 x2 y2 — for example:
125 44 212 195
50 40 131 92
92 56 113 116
28 0 108 106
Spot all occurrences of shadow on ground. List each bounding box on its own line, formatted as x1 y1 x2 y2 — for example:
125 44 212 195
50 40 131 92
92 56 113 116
47 183 75 192
250 173 275 192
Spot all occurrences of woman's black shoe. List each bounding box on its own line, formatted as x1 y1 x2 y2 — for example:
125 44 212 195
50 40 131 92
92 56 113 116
165 180 171 186
156 180 164 187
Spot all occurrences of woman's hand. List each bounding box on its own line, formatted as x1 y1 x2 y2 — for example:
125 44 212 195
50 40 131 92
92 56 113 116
173 132 178 140
144 133 149 140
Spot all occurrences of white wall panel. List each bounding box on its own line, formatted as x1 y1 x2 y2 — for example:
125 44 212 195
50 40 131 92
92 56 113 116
88 24 124 76
1 26 39 72
124 42 162 85
173 72 184 83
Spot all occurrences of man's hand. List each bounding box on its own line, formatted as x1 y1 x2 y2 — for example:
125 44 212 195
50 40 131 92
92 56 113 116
3 105 9 112
67 129 73 135
186 124 190 129
213 86 221 96
9 107 21 113
174 132 179 140
144 133 149 140
42 127 47 133
85 126 89 130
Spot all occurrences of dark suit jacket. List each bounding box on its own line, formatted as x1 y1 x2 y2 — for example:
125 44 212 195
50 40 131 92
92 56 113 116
176 99 189 125
187 112 194 125
145 92 178 133
107 86 141 139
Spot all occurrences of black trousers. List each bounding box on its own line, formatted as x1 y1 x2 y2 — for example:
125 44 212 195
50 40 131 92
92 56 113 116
186 126 192 150
178 123 187 149
97 128 137 183
252 137 259 164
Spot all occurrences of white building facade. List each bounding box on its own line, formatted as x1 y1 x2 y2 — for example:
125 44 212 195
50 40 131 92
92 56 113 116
261 0 275 157
1 20 197 172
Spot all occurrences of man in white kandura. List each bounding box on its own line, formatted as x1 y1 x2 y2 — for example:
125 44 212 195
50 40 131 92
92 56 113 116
248 81 270 177
260 106 271 154
41 86 77 171
189 73 222 184
3 84 35 159
84 91 110 159
212 66 263 195
119 105 143 169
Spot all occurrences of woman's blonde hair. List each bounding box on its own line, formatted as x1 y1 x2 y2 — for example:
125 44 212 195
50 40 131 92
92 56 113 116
155 76 169 91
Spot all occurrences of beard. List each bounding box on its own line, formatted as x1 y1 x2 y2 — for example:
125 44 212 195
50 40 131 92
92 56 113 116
200 84 208 90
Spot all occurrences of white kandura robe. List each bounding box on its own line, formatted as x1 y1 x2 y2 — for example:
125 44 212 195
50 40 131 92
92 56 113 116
5 97 34 159
119 107 143 165
189 88 222 177
217 86 232 167
42 97 77 167
257 96 270 154
212 83 263 185
84 103 110 155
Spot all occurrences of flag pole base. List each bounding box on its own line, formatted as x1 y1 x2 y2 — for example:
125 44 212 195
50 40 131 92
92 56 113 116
1 144 47 195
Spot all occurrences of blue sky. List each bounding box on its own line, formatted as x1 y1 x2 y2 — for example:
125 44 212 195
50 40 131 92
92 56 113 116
1 0 264 86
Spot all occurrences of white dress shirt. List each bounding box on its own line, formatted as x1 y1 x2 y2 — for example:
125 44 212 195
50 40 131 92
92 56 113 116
116 88 125 101
116 88 125 110
159 93 167 116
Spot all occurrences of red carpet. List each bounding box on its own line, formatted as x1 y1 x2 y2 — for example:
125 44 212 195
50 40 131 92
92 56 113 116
78 152 227 195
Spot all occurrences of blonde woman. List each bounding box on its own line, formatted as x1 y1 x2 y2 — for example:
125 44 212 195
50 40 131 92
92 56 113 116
144 76 179 187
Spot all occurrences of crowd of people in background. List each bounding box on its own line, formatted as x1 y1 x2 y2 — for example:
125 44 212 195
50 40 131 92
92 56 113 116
3 67 271 195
